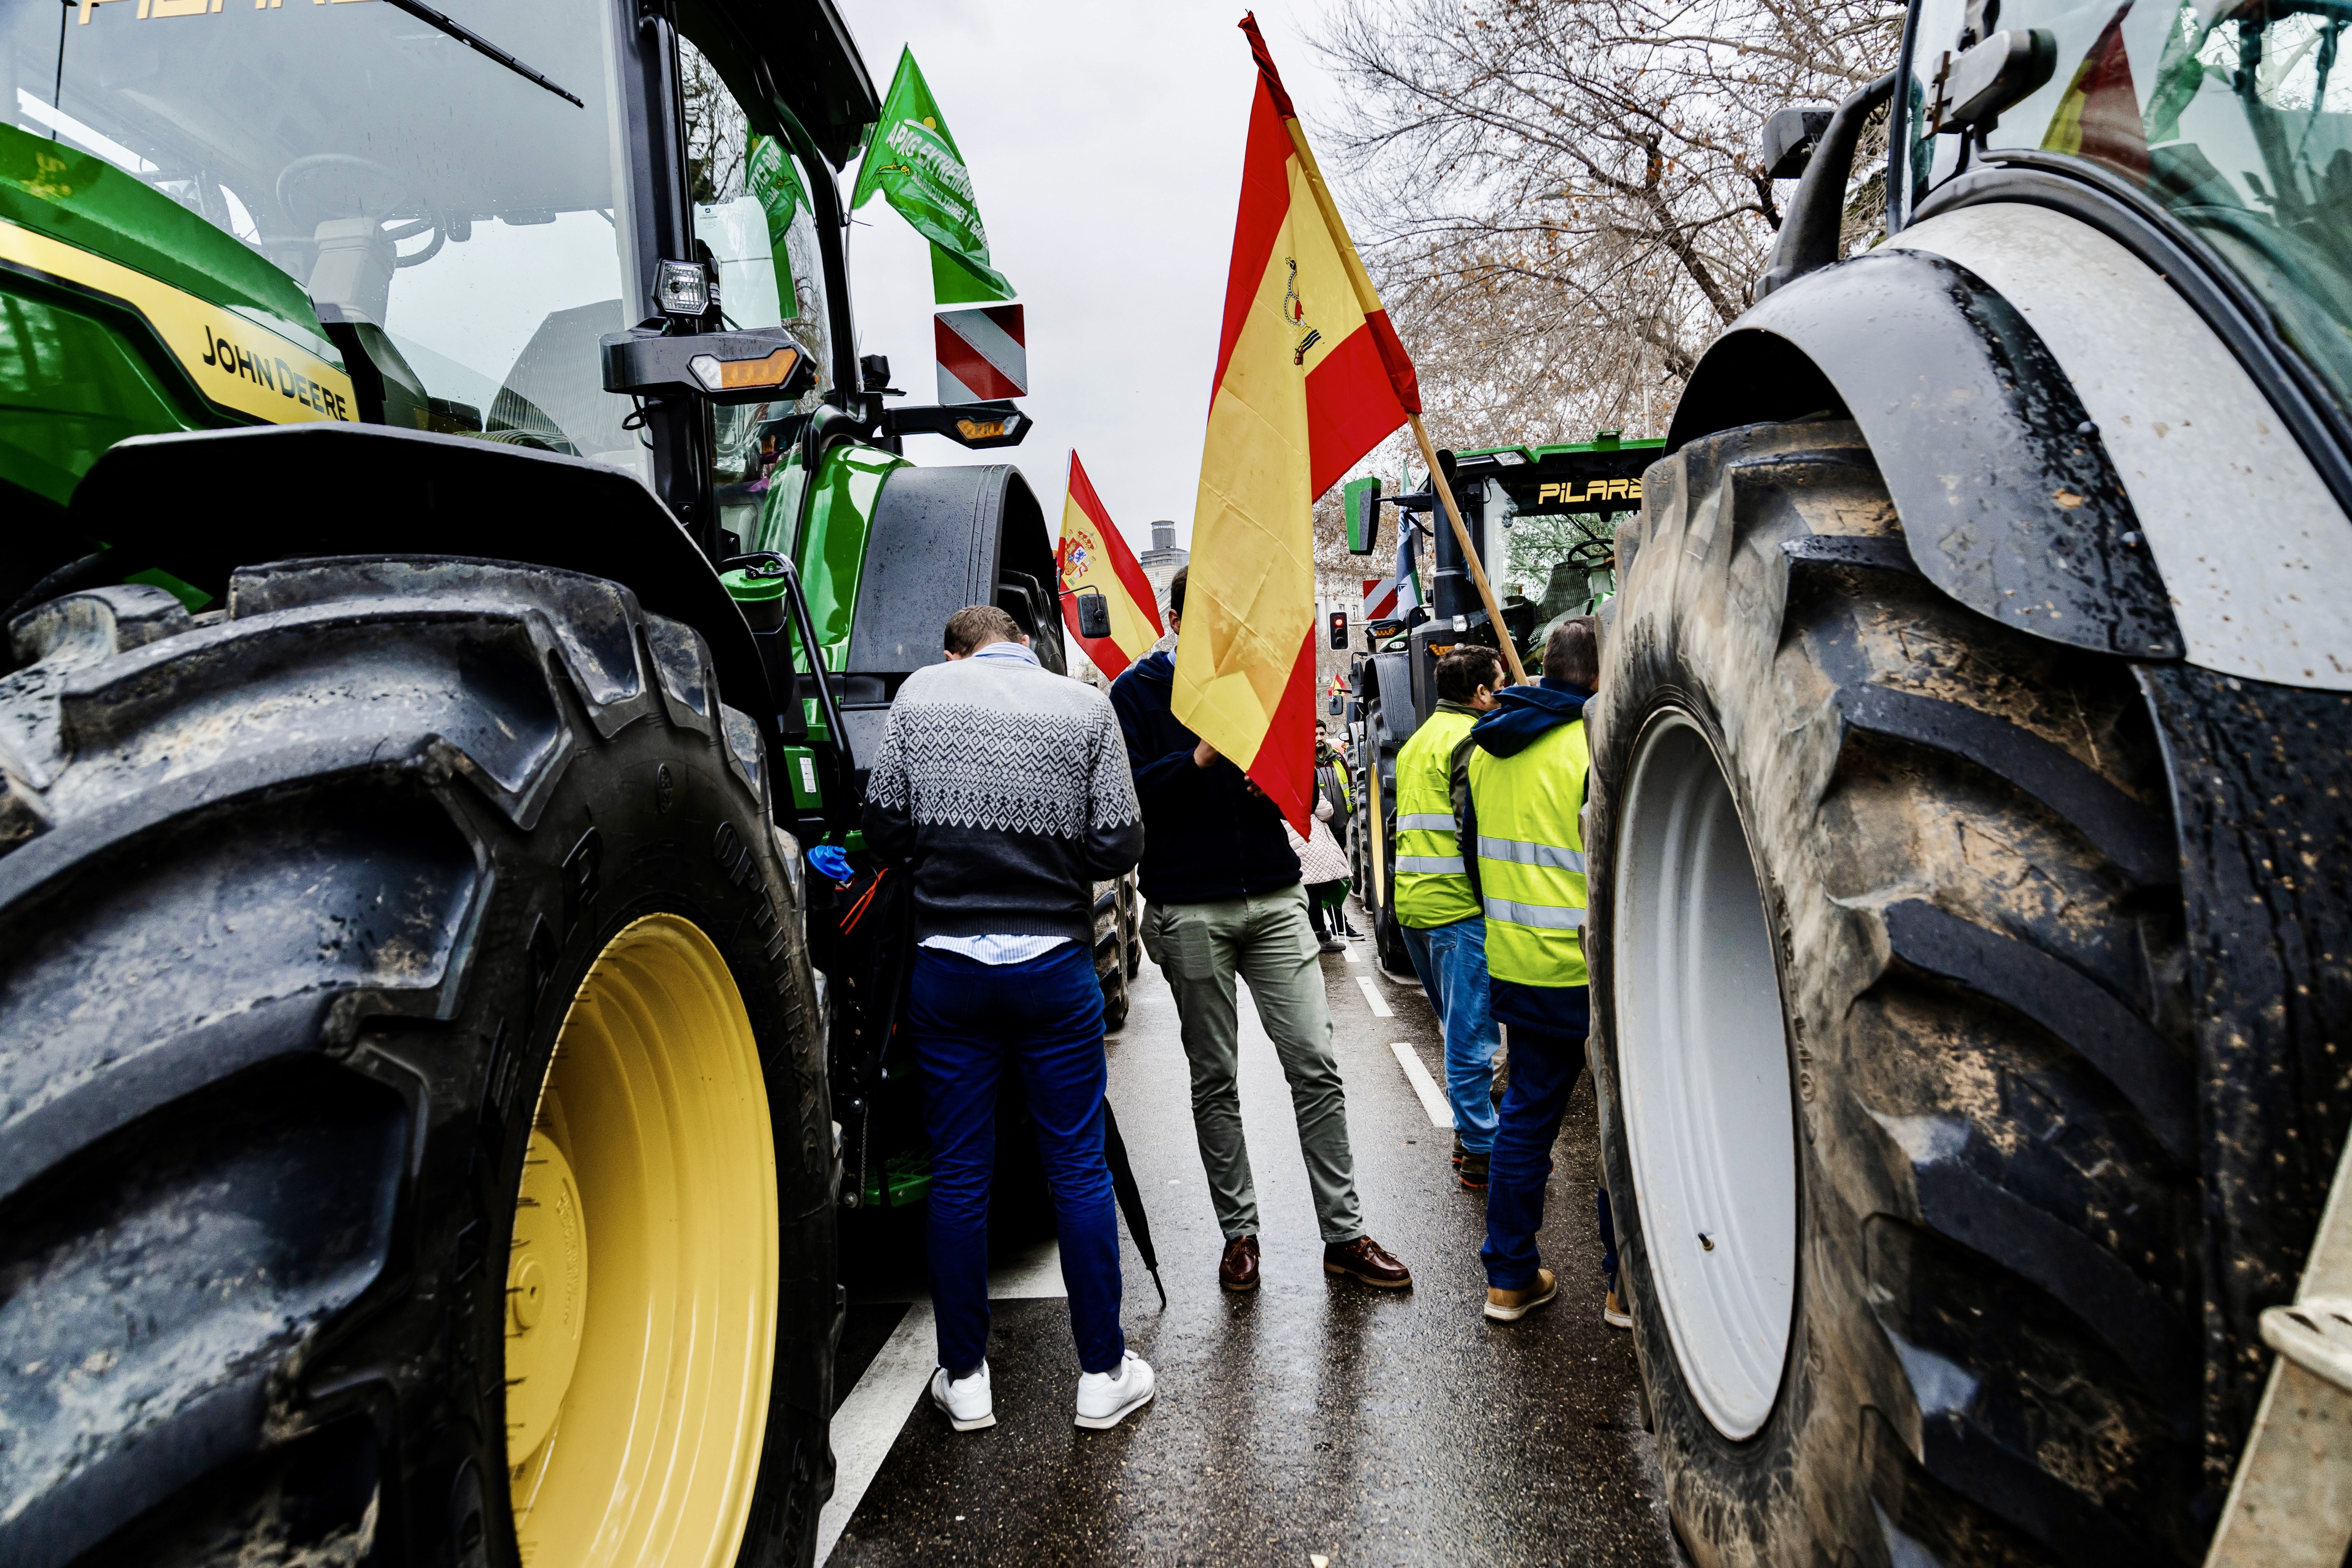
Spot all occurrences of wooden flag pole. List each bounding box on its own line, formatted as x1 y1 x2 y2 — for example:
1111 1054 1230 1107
1408 413 1530 686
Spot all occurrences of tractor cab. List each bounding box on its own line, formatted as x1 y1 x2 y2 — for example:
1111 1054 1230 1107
1 0 1052 846
1 0 878 549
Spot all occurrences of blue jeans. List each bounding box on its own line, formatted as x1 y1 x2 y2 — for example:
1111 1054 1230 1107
1483 993 1612 1290
906 943 1124 1376
1399 918 1502 1152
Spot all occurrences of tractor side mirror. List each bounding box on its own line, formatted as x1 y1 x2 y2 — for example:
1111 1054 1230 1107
601 323 818 406
1342 475 1383 555
1925 30 2056 137
1759 105 1836 180
1074 587 1113 640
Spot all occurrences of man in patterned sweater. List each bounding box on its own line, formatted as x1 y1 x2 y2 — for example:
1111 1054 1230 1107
862 604 1154 1433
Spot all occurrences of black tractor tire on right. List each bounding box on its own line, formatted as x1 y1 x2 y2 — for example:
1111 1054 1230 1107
1586 421 2202 1567
0 558 838 1568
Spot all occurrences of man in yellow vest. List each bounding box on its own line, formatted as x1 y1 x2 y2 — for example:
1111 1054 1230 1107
1392 646 1506 1188
1461 617 1623 1327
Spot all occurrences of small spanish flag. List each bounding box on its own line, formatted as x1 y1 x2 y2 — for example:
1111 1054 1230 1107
1056 451 1165 679
1176 15 1421 832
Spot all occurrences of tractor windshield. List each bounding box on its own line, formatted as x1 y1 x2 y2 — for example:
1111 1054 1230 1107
1496 497 1623 632
1915 0 2352 415
7 0 648 473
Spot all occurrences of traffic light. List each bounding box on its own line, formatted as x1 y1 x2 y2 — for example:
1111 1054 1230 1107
1327 608 1349 649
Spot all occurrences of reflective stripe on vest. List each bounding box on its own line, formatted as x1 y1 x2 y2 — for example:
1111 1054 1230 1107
1392 708 1481 928
1476 835 1588 873
1482 896 1586 929
1466 716 1591 987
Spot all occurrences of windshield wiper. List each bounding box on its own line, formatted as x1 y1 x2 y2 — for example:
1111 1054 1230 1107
385 0 584 109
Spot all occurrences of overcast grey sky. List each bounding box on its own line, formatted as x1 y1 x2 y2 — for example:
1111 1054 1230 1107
832 1 1348 559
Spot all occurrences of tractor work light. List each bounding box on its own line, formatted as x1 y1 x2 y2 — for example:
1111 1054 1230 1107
655 259 712 317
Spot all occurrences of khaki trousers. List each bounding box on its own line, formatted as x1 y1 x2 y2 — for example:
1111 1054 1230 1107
1142 883 1364 1245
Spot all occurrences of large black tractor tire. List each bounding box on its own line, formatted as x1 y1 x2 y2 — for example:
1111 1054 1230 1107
1121 872 1143 982
1094 875 1133 1033
1587 421 2200 1567
1098 951 1132 1034
0 560 838 1568
1373 900 1415 979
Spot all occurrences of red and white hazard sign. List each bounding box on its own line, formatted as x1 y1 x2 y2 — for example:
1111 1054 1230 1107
935 304 1027 403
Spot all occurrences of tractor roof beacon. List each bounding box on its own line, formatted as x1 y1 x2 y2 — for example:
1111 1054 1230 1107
0 5 1102 1566
1584 2 2352 1564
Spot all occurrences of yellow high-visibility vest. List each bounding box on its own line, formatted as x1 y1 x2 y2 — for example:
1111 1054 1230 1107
1466 717 1590 987
1392 707 1479 928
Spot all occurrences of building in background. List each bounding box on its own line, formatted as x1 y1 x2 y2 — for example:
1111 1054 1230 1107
1138 520 1188 627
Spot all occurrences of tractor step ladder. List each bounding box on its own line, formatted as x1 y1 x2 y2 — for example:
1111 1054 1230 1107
2205 1137 2352 1565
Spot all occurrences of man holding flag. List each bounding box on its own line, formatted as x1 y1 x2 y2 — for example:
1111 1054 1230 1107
1116 14 1443 1295
1116 570 1409 1292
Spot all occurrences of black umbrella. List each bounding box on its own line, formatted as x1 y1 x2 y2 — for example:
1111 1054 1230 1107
1100 1101 1166 1309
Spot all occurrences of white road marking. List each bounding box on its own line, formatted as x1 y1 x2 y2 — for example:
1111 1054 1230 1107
1390 1041 1455 1129
820 1240 1071 1561
986 1239 1069 1300
1356 976 1394 1018
1341 945 1359 964
818 1299 936 1565
850 1239 1066 1305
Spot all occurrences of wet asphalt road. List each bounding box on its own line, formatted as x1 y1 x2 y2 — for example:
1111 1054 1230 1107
823 900 1681 1566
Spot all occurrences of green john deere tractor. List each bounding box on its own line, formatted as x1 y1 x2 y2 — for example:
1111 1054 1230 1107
1341 433 1661 976
0 4 1127 1565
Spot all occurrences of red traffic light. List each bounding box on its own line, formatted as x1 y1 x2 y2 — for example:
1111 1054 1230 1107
1327 610 1349 649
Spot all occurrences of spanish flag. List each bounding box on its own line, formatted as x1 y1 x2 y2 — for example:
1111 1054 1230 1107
2040 5 2148 180
1056 450 1164 679
1176 15 1421 832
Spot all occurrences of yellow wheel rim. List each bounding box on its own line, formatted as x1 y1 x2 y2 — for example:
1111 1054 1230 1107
506 913 779 1568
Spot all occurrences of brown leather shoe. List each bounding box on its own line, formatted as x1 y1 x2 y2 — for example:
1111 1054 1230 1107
1323 1235 1412 1289
1218 1234 1260 1292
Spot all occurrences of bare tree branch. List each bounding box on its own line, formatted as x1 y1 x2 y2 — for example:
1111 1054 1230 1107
1312 0 1902 449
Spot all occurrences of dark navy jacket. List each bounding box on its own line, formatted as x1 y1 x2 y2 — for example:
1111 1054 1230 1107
1109 649 1300 904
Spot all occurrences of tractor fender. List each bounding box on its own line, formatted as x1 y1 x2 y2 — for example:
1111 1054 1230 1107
64 422 772 721
847 461 1058 675
1667 241 2182 663
833 461 1060 777
1886 202 2352 692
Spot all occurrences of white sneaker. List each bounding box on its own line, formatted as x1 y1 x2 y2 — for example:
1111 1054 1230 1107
1074 1350 1156 1430
929 1361 995 1432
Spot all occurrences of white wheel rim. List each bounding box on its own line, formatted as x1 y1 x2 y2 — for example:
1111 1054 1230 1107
1613 713 1798 1440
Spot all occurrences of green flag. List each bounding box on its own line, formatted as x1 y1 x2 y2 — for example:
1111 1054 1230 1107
850 47 1015 304
746 133 807 303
